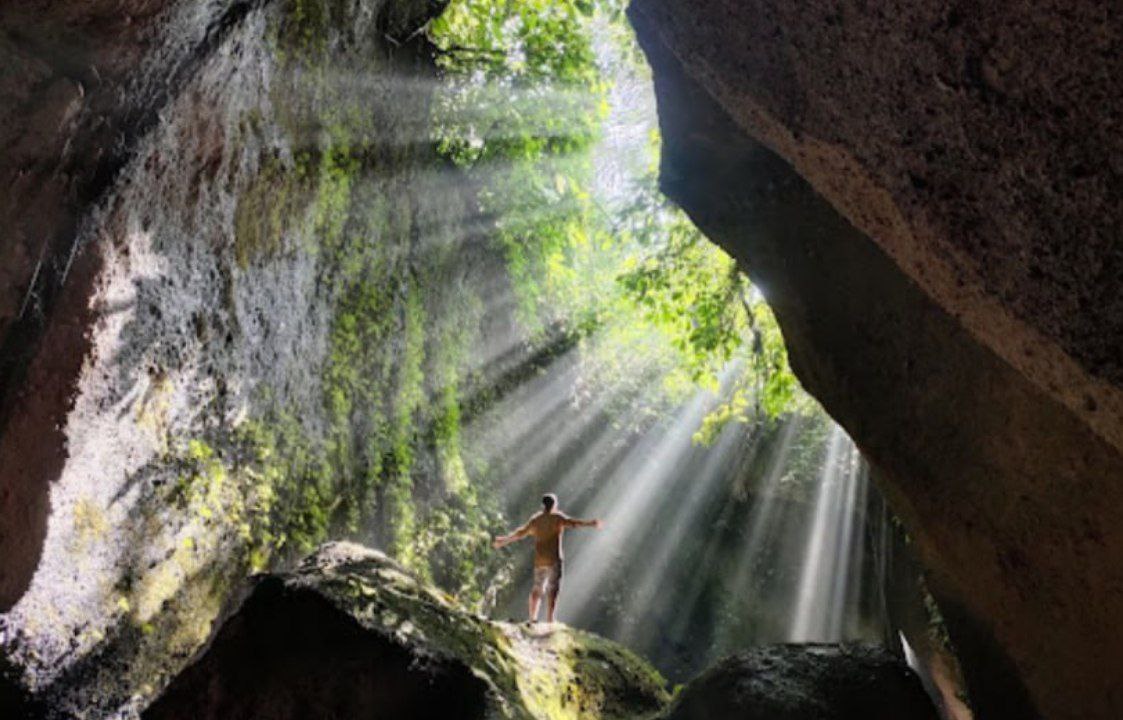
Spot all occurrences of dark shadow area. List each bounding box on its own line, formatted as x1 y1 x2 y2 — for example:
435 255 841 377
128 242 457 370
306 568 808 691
933 596 1040 720
143 578 489 720
665 644 938 720
1 651 41 720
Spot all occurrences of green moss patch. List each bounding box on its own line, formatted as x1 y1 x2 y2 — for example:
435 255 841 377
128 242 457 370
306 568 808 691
286 542 671 719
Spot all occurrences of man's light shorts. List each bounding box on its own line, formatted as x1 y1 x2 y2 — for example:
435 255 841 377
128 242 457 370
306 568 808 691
532 563 562 595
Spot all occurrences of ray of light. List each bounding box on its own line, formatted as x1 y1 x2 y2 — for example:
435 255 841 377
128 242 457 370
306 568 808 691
788 426 868 642
614 419 749 644
556 385 721 620
720 415 804 599
481 363 669 498
271 72 606 147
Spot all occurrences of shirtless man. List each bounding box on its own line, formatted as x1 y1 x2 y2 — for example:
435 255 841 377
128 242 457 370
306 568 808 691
492 493 602 624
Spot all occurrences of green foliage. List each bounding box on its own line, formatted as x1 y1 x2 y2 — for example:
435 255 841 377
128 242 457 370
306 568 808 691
615 188 748 382
385 284 426 568
234 156 311 267
181 0 815 637
430 0 809 443
276 0 346 60
431 0 599 82
430 0 607 165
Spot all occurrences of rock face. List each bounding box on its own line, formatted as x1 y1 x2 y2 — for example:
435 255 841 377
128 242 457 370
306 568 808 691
663 644 938 720
628 2 1123 720
0 0 467 614
0 0 187 615
144 542 671 720
0 0 530 714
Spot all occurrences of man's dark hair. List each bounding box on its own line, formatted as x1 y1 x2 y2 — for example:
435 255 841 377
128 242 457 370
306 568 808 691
542 493 557 511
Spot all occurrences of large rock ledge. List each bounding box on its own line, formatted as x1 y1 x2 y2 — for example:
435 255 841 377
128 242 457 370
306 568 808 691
626 0 1123 453
663 644 938 720
629 3 1123 720
142 543 671 720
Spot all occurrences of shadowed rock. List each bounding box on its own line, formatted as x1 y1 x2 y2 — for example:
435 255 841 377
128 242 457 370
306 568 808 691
663 644 938 720
144 542 670 720
0 653 39 720
629 2 1123 719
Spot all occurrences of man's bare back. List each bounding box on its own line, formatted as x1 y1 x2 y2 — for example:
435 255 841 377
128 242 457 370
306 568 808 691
493 493 602 623
527 511 575 567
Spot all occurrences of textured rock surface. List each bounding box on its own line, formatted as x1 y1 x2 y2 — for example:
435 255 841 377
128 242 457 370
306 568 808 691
144 542 671 720
0 0 530 715
629 3 1123 720
662 644 937 720
0 0 213 614
0 0 464 614
628 0 1123 450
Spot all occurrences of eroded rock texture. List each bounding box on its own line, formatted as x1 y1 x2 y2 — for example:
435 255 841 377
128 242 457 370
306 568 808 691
663 644 937 720
0 0 458 616
0 0 530 715
144 542 670 720
629 2 1123 719
0 0 197 615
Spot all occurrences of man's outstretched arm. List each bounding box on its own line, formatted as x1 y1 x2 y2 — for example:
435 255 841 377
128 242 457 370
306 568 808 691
493 519 534 549
561 515 603 529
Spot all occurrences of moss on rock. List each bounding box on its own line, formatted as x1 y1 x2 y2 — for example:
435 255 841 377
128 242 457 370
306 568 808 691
146 542 670 720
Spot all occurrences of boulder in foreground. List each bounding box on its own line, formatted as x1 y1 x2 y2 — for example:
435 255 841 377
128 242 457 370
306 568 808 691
144 542 670 720
663 644 939 720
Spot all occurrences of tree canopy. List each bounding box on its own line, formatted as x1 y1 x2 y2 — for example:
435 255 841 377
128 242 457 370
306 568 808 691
429 0 810 441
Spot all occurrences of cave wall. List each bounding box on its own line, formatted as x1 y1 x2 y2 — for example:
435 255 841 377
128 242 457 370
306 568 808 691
0 0 219 616
628 3 1123 720
628 0 1123 451
0 0 529 714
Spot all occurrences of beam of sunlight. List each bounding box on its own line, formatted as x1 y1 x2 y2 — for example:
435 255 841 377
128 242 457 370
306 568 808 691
272 72 606 148
720 416 803 601
663 497 742 642
558 385 720 621
483 363 669 499
470 346 582 444
788 426 869 642
614 420 747 644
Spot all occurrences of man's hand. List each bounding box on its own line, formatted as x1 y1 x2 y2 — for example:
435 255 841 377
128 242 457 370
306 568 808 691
492 535 507 549
593 518 604 529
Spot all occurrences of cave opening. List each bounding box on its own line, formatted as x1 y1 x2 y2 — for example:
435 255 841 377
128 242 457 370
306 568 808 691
0 0 1039 718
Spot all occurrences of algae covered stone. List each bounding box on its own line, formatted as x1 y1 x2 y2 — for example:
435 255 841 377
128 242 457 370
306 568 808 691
145 542 670 719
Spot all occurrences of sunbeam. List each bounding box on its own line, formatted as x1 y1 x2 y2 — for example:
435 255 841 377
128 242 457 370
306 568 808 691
789 426 870 642
553 385 720 619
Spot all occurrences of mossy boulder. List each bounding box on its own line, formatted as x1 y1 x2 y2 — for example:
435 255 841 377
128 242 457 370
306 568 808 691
144 542 670 720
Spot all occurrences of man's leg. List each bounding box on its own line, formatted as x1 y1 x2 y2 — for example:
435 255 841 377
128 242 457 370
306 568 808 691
545 565 562 623
528 589 541 623
545 586 559 623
